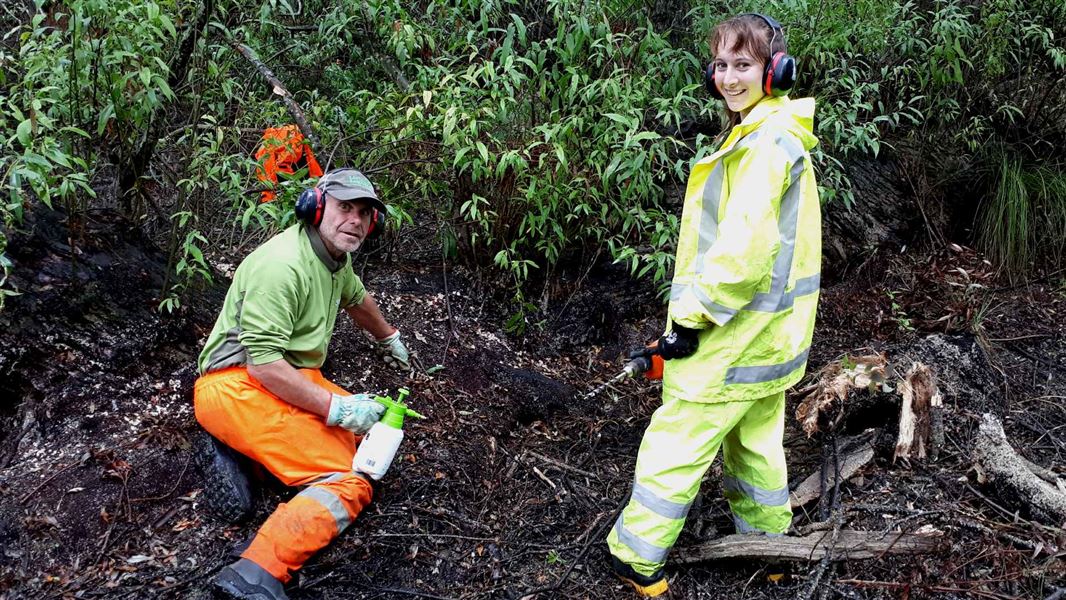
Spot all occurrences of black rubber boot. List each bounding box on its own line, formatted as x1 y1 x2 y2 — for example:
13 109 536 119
195 431 254 524
213 558 288 600
611 555 669 597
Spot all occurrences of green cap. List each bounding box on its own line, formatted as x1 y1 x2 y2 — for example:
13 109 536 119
317 168 387 214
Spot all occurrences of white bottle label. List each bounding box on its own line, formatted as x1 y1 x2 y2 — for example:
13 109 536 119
353 423 404 480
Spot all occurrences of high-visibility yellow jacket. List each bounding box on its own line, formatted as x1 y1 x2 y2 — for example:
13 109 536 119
664 96 821 403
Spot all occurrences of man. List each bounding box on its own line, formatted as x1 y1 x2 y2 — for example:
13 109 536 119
193 168 412 600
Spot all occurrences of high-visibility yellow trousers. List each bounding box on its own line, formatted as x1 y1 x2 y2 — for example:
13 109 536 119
194 367 373 584
607 391 791 577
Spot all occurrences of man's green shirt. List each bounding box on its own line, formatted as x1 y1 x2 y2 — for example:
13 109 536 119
198 224 366 374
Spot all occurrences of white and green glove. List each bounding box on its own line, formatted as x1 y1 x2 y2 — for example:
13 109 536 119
326 393 385 434
375 330 411 370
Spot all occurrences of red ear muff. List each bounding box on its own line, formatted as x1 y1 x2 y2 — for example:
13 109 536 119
764 51 797 96
295 187 325 226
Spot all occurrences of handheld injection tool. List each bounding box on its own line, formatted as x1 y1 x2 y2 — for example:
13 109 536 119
583 345 665 399
353 388 425 480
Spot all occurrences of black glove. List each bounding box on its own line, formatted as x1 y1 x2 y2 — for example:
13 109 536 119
657 322 700 360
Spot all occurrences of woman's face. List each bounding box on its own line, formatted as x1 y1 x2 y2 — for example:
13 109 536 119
713 36 767 117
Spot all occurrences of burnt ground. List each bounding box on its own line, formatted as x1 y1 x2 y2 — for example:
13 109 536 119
0 204 1064 600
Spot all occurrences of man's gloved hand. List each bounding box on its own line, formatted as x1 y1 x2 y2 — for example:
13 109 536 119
326 393 385 434
375 330 411 370
657 322 701 360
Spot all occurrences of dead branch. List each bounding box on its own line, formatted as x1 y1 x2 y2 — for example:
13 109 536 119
524 450 598 480
233 42 320 150
791 437 876 508
673 529 943 564
973 413 1066 525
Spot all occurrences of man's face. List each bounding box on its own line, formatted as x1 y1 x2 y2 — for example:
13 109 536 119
318 196 374 257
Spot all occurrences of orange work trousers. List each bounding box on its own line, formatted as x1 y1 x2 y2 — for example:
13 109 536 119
194 367 373 583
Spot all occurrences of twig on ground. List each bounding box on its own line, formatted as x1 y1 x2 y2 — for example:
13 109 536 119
835 578 1026 600
532 466 559 490
131 453 193 503
19 460 85 504
520 495 627 598
954 515 1044 554
524 450 598 480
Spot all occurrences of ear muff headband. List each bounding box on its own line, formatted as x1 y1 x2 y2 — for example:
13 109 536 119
705 13 798 98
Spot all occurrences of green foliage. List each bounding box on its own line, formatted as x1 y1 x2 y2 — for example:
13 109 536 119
158 212 213 313
3 0 178 201
321 0 715 317
4 0 1064 317
1 0 183 306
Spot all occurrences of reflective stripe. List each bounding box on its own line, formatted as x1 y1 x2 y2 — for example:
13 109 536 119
613 516 671 563
312 472 350 484
725 347 810 385
695 161 725 259
764 155 806 297
745 273 820 312
733 513 785 536
673 132 812 323
723 475 790 506
692 285 738 323
299 486 352 532
632 482 691 520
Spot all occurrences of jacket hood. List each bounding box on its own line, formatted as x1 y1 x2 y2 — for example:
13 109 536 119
736 96 818 152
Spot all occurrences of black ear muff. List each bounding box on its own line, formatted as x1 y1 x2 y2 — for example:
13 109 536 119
705 62 723 99
740 13 797 97
295 187 325 226
764 51 797 96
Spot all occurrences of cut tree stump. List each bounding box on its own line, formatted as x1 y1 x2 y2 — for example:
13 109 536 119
673 529 943 564
973 413 1066 525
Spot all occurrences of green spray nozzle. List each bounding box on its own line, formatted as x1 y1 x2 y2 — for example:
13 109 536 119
373 388 425 428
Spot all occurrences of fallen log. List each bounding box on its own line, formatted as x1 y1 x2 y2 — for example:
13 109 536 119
973 413 1066 525
672 529 943 564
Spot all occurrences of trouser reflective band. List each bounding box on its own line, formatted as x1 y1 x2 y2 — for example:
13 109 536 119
243 473 372 583
723 476 789 506
610 513 672 563
720 391 792 534
608 392 792 575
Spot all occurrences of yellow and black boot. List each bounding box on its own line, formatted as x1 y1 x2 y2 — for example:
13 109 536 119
610 556 669 597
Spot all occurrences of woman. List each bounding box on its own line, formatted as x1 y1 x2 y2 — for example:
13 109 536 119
607 13 821 597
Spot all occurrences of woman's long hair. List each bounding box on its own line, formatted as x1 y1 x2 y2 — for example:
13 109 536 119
710 14 788 130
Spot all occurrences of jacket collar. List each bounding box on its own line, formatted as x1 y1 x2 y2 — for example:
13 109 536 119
706 96 817 162
303 225 346 273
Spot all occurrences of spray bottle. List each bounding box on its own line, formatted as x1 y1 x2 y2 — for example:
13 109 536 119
352 388 425 480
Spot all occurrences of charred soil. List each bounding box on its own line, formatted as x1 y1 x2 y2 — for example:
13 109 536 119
0 205 1063 599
